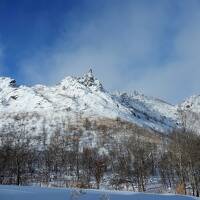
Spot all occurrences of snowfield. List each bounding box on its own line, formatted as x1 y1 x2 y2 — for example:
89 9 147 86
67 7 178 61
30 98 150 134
0 185 197 200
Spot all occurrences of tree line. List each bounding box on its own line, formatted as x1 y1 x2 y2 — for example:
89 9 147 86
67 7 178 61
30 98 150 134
0 118 199 197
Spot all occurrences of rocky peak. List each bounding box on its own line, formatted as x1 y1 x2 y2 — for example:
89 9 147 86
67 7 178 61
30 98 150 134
0 77 17 89
78 69 103 91
180 95 200 112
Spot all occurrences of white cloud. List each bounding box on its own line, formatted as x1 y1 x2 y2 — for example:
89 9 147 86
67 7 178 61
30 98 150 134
129 1 200 103
20 1 169 83
18 1 200 103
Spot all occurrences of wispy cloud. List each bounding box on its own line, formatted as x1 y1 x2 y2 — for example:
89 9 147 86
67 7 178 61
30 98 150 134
18 0 200 103
130 1 200 103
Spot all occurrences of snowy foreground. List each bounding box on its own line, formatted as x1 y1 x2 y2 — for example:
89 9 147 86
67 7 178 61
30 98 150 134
0 185 198 200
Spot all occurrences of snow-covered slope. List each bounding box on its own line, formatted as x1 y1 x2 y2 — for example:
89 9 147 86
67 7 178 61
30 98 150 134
180 95 200 113
0 70 199 135
177 95 200 132
0 185 197 200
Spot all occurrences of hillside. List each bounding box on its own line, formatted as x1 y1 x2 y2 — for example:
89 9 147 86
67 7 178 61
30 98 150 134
0 72 200 196
0 70 199 136
1 69 197 136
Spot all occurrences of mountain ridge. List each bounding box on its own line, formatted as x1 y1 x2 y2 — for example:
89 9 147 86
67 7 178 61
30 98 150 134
0 70 199 135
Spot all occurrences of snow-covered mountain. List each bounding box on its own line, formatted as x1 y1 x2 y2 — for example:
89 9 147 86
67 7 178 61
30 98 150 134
0 70 199 135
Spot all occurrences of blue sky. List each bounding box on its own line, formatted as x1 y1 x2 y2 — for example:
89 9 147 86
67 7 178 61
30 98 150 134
0 0 200 103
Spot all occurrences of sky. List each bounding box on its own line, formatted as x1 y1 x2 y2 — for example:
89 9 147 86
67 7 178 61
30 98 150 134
0 0 200 104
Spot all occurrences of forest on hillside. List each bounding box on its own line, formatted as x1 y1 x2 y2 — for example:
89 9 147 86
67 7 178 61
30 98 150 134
0 117 199 197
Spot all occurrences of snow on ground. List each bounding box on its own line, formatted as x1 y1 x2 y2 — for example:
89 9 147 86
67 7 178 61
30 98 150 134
0 185 197 200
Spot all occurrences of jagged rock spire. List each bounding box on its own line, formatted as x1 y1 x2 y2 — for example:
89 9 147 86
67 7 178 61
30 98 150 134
83 68 95 81
78 68 103 91
87 68 93 77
